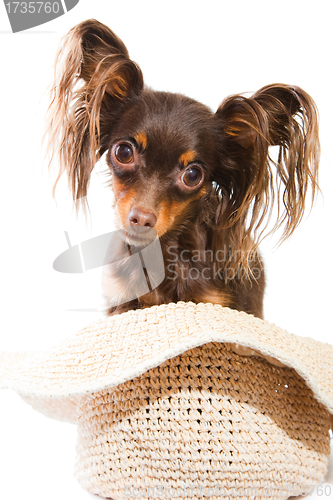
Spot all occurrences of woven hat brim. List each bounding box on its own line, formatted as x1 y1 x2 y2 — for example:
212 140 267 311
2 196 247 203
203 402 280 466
1 302 333 423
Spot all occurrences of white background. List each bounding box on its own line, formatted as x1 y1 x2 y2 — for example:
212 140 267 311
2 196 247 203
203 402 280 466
0 1 332 499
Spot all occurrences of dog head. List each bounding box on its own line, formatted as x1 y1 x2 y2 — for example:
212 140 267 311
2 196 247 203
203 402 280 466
47 19 320 252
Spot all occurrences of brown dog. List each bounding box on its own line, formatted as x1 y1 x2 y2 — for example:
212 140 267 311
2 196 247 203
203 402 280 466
47 19 320 318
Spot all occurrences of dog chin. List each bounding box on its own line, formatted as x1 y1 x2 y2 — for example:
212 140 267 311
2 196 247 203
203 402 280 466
121 228 158 248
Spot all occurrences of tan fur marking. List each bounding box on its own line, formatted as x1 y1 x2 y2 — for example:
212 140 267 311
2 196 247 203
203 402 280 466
196 289 232 308
112 178 136 227
155 198 195 236
179 150 196 166
134 132 148 150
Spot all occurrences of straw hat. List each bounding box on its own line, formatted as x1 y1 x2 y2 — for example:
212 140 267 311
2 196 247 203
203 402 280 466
1 301 332 499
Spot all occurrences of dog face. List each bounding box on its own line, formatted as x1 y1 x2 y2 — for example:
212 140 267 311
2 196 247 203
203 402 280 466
106 91 220 245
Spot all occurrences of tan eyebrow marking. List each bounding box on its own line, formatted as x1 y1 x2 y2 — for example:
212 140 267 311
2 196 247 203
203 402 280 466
179 150 196 167
134 132 148 150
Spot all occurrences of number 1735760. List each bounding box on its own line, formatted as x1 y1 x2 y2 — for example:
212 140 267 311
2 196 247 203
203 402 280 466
5 2 60 14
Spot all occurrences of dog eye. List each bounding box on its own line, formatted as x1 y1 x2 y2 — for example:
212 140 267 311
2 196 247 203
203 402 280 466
181 166 204 188
114 143 134 164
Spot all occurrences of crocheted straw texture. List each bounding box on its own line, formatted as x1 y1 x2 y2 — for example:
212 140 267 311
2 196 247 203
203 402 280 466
0 302 333 421
1 302 333 499
75 342 331 500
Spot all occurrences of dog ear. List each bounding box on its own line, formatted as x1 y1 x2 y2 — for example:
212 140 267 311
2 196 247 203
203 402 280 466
46 19 143 205
214 84 320 251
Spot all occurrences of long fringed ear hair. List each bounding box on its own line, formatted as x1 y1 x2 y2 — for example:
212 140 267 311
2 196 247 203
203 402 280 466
46 19 143 205
213 84 320 272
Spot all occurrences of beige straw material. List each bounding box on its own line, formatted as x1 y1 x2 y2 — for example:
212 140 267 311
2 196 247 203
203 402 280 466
0 301 333 423
75 342 331 500
1 301 333 499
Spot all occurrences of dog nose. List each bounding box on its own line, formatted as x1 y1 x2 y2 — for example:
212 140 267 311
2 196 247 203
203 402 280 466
128 207 157 228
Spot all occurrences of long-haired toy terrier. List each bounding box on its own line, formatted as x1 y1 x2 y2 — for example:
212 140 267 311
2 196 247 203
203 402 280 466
47 19 320 319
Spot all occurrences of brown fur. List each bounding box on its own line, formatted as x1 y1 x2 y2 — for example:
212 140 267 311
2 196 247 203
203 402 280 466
46 19 320 319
